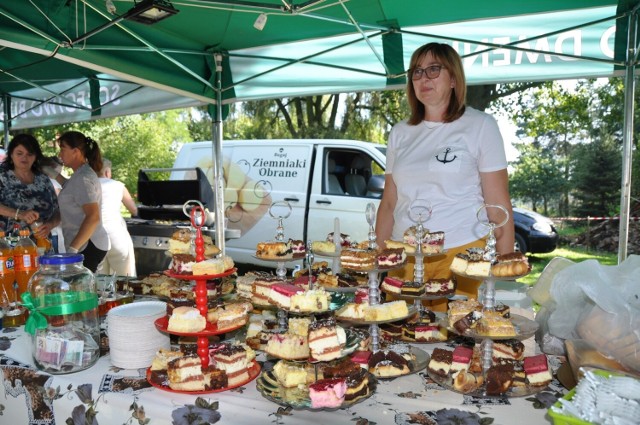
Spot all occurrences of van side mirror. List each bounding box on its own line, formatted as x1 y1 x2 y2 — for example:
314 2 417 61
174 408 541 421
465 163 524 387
366 175 385 198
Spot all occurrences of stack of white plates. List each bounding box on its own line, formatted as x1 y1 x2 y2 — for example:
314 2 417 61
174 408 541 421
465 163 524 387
107 301 170 369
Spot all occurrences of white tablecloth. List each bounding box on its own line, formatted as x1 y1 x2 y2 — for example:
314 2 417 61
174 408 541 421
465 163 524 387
0 321 564 425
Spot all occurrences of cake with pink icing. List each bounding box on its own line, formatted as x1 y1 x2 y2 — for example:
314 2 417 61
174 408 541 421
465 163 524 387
524 354 552 387
268 282 303 309
450 346 473 373
308 378 347 408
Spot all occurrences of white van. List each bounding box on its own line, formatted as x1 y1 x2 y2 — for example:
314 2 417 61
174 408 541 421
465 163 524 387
171 139 387 266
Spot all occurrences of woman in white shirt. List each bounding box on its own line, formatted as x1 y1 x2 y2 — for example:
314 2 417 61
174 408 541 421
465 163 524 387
376 43 515 310
96 159 137 277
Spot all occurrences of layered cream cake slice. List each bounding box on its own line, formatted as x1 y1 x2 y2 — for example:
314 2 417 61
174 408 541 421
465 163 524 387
450 345 474 373
524 354 552 387
427 348 453 378
380 276 404 294
212 345 250 387
308 317 346 362
268 282 304 309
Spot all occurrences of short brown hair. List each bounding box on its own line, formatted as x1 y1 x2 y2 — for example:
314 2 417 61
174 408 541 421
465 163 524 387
406 43 466 125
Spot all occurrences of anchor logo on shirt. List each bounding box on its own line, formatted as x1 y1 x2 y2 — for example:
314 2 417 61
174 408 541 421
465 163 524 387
435 147 457 164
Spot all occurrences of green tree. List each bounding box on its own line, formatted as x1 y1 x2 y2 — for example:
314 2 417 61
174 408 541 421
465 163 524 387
571 135 622 217
27 109 191 198
509 142 565 214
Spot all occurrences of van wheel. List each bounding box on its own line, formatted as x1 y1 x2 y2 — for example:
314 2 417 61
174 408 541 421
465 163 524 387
514 233 527 255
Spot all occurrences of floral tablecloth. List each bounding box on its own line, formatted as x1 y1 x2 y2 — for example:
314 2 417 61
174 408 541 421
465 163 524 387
0 325 564 425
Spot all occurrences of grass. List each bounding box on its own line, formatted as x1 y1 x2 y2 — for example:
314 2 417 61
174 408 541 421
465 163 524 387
519 247 618 286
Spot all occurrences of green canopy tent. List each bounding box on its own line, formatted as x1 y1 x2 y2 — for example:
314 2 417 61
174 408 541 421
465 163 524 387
0 0 637 260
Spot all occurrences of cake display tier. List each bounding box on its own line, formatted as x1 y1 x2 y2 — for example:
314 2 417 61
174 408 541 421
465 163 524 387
283 291 353 315
147 360 261 394
335 304 418 325
405 249 448 258
154 316 246 337
320 285 364 293
311 250 341 258
265 327 363 363
443 313 539 341
370 346 430 380
256 369 377 411
380 288 456 301
165 268 238 280
426 364 549 398
341 264 408 274
451 266 531 281
384 312 451 344
251 255 304 262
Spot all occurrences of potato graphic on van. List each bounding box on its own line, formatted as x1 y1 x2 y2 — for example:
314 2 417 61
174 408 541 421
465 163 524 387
193 155 272 235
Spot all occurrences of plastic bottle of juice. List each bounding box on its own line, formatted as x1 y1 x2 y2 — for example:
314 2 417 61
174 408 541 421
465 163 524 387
31 221 53 254
13 228 38 301
0 231 15 302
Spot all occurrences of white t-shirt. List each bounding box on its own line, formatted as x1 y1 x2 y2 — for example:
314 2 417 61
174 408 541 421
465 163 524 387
58 163 110 252
386 107 507 248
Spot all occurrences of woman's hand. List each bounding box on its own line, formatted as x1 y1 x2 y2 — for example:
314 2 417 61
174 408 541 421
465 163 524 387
18 209 40 225
32 221 53 239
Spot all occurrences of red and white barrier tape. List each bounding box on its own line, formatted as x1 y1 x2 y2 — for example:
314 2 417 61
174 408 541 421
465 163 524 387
553 216 640 221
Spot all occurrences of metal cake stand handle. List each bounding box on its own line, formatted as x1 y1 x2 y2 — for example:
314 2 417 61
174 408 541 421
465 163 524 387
475 203 509 376
269 201 292 242
365 202 377 250
408 199 432 289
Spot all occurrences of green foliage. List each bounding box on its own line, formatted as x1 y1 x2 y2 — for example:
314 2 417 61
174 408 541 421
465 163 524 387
570 135 621 217
26 109 192 199
509 142 566 214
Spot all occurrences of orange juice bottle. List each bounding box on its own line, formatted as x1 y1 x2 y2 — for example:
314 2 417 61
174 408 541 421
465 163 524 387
13 229 38 301
31 221 53 254
0 231 15 302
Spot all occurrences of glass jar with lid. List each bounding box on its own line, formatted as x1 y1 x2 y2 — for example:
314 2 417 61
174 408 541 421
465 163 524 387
23 253 100 374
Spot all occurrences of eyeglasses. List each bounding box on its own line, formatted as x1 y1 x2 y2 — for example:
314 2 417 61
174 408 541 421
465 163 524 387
411 65 444 80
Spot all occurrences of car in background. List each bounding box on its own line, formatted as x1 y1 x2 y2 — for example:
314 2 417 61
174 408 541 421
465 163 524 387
512 207 559 255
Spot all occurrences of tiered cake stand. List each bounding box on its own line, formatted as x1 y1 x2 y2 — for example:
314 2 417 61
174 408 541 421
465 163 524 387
431 204 541 397
149 204 260 393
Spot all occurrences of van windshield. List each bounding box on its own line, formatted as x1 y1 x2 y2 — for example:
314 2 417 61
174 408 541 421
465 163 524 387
375 146 387 156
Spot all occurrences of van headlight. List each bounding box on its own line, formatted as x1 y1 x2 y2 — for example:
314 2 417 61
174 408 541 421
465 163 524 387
532 222 553 233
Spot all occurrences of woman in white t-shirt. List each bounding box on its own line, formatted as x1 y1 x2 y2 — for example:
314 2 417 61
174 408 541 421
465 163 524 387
96 159 137 277
49 131 110 273
376 42 515 310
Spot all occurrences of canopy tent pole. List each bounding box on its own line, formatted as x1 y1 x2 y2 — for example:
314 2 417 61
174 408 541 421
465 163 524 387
2 94 9 148
212 53 226 254
618 7 638 263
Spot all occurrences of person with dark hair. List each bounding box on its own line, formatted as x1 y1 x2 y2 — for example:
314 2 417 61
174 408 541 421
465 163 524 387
48 131 109 272
0 134 60 238
376 42 515 310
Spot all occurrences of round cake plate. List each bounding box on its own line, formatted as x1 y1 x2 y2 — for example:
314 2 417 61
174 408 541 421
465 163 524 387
392 312 451 344
311 250 341 258
426 367 549 398
405 249 448 258
165 267 237 280
443 313 539 341
154 316 247 337
320 285 365 293
335 304 418 325
371 345 430 380
251 255 303 263
341 262 408 274
256 369 377 411
264 327 363 363
451 265 532 281
380 287 456 301
281 291 353 315
147 361 261 394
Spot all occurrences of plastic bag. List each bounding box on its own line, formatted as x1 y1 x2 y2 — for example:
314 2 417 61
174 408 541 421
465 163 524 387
547 255 640 372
